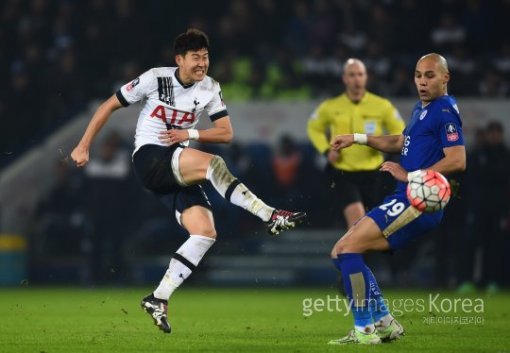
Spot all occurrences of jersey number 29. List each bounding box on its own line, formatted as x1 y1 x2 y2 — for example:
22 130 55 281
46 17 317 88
379 199 405 217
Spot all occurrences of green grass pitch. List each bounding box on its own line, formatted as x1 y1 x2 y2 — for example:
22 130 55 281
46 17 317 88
0 287 509 353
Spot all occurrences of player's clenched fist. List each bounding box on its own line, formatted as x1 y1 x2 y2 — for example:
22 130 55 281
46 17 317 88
330 134 355 151
70 146 89 167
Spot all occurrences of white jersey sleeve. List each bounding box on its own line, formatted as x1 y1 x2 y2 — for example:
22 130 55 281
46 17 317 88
116 69 156 106
205 80 228 121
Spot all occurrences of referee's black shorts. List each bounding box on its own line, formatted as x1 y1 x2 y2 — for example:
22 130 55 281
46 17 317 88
325 165 393 211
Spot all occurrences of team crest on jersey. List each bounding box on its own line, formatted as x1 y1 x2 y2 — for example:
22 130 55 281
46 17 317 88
126 77 140 92
445 123 459 141
419 110 428 120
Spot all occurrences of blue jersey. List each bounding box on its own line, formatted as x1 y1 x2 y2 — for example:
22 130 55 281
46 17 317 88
366 95 465 250
396 95 464 194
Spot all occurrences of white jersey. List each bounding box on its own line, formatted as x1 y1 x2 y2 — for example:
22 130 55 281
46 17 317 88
116 67 228 153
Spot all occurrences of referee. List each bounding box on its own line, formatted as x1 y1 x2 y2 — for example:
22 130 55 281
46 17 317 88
307 58 405 229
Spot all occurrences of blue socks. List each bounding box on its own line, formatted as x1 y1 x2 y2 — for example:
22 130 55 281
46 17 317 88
333 254 395 330
365 265 391 323
333 253 374 332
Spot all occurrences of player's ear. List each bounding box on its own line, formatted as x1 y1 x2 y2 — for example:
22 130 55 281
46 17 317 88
175 54 184 66
443 71 450 85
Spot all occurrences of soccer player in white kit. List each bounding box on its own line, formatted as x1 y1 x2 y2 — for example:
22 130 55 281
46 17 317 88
71 29 306 333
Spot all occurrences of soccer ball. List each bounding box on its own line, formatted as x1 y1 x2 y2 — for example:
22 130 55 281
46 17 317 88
406 170 451 212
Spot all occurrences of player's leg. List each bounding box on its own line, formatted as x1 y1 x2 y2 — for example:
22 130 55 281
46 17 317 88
328 217 388 345
365 265 405 341
177 147 272 219
363 197 441 341
132 144 305 235
329 193 441 344
152 205 216 301
329 196 406 344
330 170 366 229
343 202 366 229
342 170 386 229
175 147 306 234
141 186 216 333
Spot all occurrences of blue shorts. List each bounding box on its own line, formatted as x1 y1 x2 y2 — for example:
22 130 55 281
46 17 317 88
366 193 443 250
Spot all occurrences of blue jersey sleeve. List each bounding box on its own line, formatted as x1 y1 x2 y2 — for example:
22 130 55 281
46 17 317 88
435 102 464 148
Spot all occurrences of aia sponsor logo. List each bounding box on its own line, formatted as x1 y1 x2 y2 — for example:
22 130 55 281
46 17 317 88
150 105 196 128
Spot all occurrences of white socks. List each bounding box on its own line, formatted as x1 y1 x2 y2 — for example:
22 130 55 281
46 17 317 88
153 235 215 300
206 156 274 222
228 182 274 221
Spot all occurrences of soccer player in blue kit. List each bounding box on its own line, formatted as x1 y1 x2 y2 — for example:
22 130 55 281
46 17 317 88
327 53 466 344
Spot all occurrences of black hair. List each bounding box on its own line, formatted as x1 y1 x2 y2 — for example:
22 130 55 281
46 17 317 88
174 28 209 56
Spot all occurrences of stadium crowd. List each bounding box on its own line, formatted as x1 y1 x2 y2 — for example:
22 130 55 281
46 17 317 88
1 0 509 289
2 0 510 160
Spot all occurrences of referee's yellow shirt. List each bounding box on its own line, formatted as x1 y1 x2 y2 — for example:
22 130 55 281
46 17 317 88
307 92 405 171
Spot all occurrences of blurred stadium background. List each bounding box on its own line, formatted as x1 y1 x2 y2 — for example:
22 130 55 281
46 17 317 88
0 0 509 294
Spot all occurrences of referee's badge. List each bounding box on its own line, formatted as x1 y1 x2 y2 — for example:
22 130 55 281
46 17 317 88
364 121 376 134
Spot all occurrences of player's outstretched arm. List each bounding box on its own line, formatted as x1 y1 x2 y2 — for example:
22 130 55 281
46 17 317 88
366 134 404 153
71 94 123 167
330 134 355 151
159 116 234 145
331 134 404 153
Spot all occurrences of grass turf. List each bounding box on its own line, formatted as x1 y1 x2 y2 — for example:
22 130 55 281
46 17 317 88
0 287 509 353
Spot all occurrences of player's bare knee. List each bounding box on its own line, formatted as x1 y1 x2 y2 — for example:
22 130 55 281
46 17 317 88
200 228 217 239
330 245 339 259
186 226 216 238
331 238 345 256
335 239 348 255
331 232 348 257
335 237 363 255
